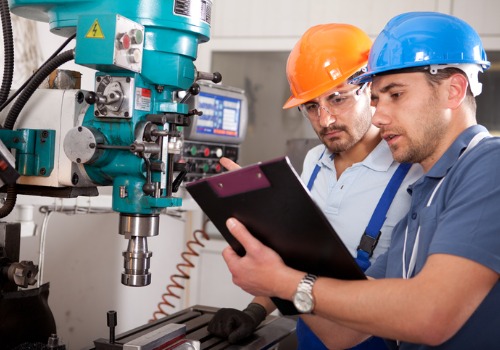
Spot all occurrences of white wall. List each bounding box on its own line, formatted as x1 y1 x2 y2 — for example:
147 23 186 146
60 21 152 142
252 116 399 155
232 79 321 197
2 0 500 348
196 0 500 72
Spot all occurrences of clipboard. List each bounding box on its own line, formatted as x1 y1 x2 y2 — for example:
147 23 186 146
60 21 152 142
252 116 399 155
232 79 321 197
185 156 365 315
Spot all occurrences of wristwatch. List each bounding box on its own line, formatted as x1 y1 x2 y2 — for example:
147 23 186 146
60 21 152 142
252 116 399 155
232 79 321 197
293 273 318 313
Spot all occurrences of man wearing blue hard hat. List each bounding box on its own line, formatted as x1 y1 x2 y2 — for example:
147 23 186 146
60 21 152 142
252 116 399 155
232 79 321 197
219 11 500 350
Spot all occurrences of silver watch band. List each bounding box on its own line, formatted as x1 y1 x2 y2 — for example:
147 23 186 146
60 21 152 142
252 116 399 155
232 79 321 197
298 273 317 293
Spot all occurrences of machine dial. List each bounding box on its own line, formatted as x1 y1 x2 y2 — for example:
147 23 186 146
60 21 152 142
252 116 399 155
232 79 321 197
63 126 104 164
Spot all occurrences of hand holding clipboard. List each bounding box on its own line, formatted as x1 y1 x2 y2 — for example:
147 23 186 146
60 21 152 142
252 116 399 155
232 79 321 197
186 156 365 315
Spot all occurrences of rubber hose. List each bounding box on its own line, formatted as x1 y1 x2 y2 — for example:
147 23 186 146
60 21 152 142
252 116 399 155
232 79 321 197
0 184 16 218
0 0 14 106
0 0 16 218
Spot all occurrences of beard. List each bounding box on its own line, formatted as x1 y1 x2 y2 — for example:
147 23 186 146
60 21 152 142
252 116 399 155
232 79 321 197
319 109 372 154
387 99 446 164
320 124 351 153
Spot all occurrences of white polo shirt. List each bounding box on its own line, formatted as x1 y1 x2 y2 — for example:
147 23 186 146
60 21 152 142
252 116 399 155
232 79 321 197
301 141 423 261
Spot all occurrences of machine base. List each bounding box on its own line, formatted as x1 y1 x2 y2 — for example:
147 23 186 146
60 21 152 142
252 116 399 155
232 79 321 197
90 305 297 350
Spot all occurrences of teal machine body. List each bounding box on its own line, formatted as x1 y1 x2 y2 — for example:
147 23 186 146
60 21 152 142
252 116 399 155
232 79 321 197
4 0 219 286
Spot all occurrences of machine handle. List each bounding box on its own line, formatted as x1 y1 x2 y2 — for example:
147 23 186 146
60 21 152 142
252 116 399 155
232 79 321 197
84 91 106 105
196 71 222 83
107 310 117 344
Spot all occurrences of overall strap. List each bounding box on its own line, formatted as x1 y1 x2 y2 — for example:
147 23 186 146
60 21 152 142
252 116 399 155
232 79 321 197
306 148 327 191
355 162 412 272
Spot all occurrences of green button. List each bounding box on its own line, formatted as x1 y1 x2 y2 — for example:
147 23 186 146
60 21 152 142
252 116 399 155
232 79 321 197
132 29 144 45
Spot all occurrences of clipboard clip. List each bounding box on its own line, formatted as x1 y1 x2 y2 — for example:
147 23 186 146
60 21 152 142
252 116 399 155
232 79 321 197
206 164 271 197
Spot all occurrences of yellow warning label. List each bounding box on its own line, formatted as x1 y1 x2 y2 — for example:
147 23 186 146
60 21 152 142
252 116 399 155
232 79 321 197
85 19 105 39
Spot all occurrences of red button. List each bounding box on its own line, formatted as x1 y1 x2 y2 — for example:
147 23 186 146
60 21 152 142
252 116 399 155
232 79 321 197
120 34 131 50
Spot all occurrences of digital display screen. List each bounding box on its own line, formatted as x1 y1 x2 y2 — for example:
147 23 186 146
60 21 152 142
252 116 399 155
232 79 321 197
196 91 241 138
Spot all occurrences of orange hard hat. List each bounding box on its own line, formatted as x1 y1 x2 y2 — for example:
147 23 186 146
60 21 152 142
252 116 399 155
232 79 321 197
283 23 372 109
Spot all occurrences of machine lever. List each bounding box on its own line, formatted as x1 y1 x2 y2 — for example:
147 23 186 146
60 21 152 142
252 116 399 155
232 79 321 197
142 158 155 195
107 310 117 344
178 71 222 105
179 83 201 104
173 162 188 172
172 167 188 193
84 91 106 105
196 70 222 83
187 109 203 117
147 114 191 127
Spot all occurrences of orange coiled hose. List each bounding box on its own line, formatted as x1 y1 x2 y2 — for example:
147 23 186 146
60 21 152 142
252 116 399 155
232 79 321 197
150 223 210 321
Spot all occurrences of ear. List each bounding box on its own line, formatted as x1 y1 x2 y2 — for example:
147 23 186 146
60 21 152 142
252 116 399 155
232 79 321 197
365 82 372 94
446 73 468 109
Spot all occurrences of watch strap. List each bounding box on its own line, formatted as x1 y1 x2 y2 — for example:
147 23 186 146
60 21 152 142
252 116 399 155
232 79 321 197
298 273 317 294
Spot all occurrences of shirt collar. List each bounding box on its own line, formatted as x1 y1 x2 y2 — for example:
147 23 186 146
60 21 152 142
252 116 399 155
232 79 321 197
426 125 489 179
319 140 394 172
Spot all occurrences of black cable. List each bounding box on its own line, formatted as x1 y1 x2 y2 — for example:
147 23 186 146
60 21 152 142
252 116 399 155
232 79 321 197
0 184 16 218
4 49 75 130
0 0 16 219
0 0 14 106
0 48 75 218
0 12 74 218
0 32 76 114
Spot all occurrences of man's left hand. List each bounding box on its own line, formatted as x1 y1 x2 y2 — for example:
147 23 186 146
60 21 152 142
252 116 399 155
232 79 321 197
222 218 303 300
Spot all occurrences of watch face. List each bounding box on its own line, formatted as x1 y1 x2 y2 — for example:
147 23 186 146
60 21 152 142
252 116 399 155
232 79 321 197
293 290 313 313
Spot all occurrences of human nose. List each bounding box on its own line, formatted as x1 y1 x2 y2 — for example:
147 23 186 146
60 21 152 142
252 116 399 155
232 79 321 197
372 104 389 128
318 105 336 126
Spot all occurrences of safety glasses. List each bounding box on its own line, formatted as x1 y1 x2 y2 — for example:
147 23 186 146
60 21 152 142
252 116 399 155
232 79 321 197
299 83 367 121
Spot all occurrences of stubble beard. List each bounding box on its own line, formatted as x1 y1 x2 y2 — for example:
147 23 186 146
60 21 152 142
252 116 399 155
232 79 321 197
320 124 351 154
390 100 446 164
319 109 372 154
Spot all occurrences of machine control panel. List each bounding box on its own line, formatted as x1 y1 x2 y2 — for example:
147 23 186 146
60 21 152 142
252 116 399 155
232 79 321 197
180 82 247 184
76 14 144 73
181 141 238 182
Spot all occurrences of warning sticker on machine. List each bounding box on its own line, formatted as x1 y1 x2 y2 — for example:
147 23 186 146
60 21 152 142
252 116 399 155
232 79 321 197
174 0 212 25
85 19 105 39
135 88 151 111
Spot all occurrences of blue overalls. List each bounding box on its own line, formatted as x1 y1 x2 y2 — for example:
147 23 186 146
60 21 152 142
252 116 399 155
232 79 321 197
297 150 411 350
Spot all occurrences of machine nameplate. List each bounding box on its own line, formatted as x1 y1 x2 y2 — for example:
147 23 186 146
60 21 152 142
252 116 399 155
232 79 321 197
174 0 212 25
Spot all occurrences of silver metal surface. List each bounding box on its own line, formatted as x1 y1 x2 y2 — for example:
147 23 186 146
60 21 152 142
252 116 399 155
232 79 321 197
112 15 144 73
123 323 185 350
94 76 135 118
119 214 159 287
119 214 159 239
121 235 152 287
41 69 82 89
63 126 104 164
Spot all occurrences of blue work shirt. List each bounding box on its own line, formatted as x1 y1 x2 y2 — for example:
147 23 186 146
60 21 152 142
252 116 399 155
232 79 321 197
368 125 500 350
298 141 423 349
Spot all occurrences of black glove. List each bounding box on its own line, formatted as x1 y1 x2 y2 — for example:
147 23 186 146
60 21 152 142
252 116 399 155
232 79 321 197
207 303 267 344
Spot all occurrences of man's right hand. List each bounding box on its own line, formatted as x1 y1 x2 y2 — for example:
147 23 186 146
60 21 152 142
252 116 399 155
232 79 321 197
219 157 241 171
207 303 267 343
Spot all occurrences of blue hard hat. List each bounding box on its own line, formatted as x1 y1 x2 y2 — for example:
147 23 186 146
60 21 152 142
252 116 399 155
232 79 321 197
353 12 490 84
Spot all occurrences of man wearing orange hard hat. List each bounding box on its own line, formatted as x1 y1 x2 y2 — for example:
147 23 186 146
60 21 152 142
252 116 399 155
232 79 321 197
208 24 422 349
